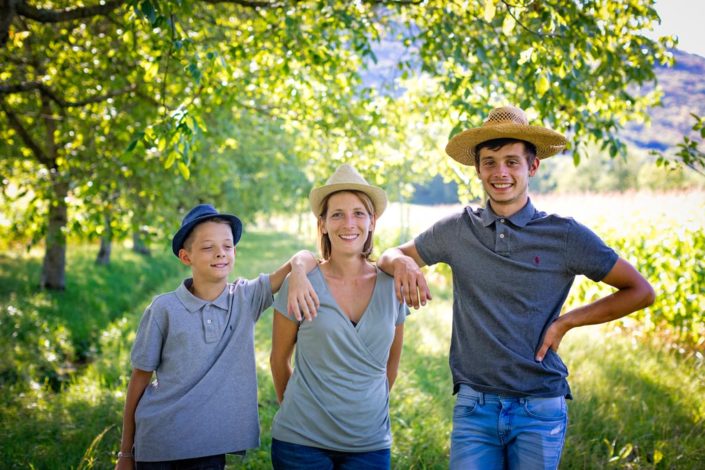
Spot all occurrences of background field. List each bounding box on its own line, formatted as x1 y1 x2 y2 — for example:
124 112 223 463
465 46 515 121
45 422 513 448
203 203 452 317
1 191 704 469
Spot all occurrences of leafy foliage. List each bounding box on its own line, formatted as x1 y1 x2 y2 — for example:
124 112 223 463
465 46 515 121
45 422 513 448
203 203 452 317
654 113 705 176
568 224 705 350
0 0 680 289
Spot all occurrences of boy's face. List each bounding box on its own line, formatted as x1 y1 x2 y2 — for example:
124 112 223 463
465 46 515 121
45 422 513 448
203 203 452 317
475 141 539 217
178 221 235 284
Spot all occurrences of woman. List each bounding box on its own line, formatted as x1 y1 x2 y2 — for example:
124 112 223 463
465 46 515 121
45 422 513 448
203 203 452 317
269 164 407 469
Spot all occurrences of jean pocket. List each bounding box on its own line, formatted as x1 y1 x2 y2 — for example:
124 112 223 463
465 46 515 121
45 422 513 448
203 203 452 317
453 395 479 419
523 396 566 421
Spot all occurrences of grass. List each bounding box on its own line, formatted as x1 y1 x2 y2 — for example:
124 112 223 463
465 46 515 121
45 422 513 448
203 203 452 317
1 199 704 469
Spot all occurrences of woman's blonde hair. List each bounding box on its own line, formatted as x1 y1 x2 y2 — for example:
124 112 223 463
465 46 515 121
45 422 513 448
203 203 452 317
317 190 376 260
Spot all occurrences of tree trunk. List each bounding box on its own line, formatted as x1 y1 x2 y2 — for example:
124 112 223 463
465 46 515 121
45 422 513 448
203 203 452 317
96 211 112 265
40 178 68 290
132 230 151 256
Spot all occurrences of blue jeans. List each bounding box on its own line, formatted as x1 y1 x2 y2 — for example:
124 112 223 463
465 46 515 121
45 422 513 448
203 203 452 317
271 438 390 469
450 384 568 470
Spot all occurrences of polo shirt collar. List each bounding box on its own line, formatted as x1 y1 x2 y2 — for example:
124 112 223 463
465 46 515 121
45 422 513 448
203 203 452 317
176 279 230 313
480 198 536 228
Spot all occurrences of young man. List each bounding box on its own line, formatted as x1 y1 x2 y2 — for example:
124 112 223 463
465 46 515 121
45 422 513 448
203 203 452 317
377 106 655 469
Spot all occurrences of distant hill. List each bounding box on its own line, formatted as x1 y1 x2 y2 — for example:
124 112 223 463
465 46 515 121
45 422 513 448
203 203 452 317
623 49 705 151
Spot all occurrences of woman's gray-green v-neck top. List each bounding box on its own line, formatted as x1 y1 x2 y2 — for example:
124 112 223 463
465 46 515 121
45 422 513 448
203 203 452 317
271 266 408 452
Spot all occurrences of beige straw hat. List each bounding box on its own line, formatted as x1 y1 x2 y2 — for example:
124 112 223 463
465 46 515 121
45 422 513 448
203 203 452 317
445 105 568 166
309 164 388 217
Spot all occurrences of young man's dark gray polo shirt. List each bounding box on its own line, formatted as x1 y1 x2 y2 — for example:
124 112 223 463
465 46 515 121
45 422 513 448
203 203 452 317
415 199 618 398
130 275 272 461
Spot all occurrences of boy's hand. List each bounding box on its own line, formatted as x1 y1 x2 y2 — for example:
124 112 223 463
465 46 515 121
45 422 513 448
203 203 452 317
287 269 319 321
115 455 134 470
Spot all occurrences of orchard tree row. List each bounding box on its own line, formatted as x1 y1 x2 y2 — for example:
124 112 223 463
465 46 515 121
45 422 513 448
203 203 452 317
0 0 685 289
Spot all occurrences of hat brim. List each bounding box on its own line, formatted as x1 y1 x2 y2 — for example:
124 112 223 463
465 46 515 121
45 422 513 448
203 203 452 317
445 124 568 166
172 213 243 256
309 183 388 218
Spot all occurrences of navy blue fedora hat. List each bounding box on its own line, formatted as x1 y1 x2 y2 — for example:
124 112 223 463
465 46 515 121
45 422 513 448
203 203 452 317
171 204 243 256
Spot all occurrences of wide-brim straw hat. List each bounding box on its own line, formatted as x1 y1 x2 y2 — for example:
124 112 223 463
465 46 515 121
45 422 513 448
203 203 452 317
309 164 388 217
445 105 568 166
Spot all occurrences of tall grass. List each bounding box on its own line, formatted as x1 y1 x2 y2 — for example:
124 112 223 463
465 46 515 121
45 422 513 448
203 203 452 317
2 193 704 468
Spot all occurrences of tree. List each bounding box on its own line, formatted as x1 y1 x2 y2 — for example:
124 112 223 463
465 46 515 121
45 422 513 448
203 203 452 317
1 0 677 289
1 0 385 287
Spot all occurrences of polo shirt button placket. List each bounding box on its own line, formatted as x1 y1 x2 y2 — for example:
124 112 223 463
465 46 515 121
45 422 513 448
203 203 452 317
204 306 218 343
496 222 510 256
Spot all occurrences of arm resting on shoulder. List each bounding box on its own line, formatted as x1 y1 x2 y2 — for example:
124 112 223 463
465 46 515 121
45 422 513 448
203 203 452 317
378 241 432 309
536 257 655 361
270 311 299 404
270 250 319 321
115 368 153 470
386 324 404 390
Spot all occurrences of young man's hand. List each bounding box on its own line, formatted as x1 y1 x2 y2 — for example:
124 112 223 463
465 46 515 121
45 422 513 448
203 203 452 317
378 242 432 309
535 317 570 362
391 255 432 309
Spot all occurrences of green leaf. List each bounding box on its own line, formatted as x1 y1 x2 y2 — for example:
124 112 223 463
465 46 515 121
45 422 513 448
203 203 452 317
126 131 145 152
535 74 550 96
484 0 496 22
572 149 581 166
164 151 177 169
502 14 516 35
140 1 157 26
177 162 190 180
187 62 201 84
518 47 534 65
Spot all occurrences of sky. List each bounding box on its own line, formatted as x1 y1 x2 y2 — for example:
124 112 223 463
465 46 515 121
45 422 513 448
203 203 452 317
652 0 705 57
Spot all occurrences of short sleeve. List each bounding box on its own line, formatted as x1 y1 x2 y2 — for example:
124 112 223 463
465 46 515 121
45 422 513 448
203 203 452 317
415 214 461 266
272 274 302 323
131 305 164 372
565 219 619 281
243 274 273 322
395 300 409 326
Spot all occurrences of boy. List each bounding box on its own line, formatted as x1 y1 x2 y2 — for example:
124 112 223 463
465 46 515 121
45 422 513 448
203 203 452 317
115 203 316 469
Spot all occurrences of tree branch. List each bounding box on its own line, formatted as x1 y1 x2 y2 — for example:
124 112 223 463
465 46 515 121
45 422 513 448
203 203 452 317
58 84 138 107
0 81 137 107
201 0 287 7
0 81 42 94
363 0 425 4
15 0 125 23
500 0 564 39
0 98 50 165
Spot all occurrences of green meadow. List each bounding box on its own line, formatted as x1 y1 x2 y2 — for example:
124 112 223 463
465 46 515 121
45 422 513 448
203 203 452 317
1 192 704 469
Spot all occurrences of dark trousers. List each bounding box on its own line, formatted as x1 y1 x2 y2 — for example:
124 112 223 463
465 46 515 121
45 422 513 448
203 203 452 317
136 454 226 470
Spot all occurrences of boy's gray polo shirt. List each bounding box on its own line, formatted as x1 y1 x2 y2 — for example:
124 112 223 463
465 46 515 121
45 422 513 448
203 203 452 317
130 275 272 462
415 199 618 398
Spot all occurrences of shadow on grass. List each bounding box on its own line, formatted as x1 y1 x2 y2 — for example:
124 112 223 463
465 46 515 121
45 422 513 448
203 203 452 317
0 246 186 395
0 382 122 469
